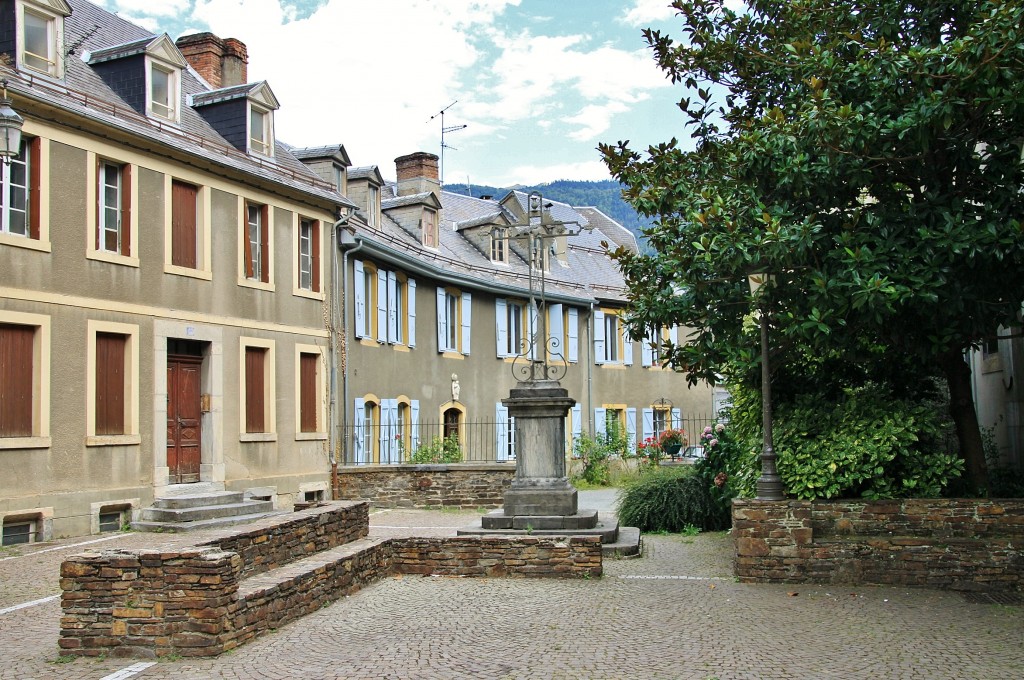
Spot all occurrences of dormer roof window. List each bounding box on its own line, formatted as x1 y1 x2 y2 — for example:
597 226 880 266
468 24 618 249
16 0 71 78
192 81 280 158
89 34 188 124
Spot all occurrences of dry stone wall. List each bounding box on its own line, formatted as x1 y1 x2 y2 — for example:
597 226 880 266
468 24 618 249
733 498 1024 590
338 464 513 508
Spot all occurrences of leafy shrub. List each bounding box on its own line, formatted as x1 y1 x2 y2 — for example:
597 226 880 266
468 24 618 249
723 383 963 500
616 466 731 532
983 426 1024 498
571 433 617 486
692 423 736 525
410 434 462 464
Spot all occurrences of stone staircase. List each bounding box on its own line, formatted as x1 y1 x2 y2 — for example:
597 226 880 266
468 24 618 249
133 488 284 532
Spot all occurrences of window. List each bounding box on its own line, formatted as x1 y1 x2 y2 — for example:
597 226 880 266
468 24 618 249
495 402 515 462
240 338 276 438
352 396 378 464
495 298 529 358
444 407 461 440
642 406 681 445
594 405 637 451
1 139 37 240
642 325 678 367
354 260 416 347
333 165 345 194
147 59 180 121
96 161 131 256
0 312 50 445
423 208 438 247
86 321 139 443
169 179 198 268
2 520 36 545
19 0 66 78
367 184 379 228
436 287 471 355
249 105 273 156
296 346 325 437
98 508 126 533
297 217 320 294
491 229 507 263
244 202 270 283
594 309 633 366
544 303 577 363
0 323 35 437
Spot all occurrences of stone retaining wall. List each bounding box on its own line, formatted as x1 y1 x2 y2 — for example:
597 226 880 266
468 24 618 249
60 505 601 658
733 498 1024 590
337 464 514 509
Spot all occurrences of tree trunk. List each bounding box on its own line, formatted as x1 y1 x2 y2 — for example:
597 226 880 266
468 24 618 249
939 349 988 494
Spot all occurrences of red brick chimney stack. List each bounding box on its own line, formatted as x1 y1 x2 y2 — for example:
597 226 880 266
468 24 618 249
175 33 249 89
395 152 441 198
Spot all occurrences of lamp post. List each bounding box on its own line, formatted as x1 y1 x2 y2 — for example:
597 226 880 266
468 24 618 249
748 273 784 500
0 80 24 164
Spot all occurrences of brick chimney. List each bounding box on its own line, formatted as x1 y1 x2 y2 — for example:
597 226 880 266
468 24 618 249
176 32 248 89
395 152 440 198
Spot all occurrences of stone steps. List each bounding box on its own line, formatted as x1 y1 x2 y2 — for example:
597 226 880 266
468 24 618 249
133 491 284 533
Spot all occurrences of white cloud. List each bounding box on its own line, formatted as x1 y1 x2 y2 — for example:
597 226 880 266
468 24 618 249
621 0 677 26
563 101 629 141
113 0 192 17
481 158 612 186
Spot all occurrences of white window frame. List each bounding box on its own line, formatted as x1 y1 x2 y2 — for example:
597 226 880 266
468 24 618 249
248 103 274 157
18 1 65 78
1 141 30 239
367 184 380 228
495 402 516 462
146 57 180 123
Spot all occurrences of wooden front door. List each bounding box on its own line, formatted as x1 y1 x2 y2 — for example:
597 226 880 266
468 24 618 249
167 355 202 484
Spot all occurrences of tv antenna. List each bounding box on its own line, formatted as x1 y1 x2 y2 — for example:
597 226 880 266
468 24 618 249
428 100 467 185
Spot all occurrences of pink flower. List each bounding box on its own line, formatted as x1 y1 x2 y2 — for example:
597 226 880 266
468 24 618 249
715 424 725 433
703 426 713 435
709 438 718 448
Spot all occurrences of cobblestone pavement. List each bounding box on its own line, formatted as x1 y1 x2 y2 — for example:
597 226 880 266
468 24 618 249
1 499 1022 680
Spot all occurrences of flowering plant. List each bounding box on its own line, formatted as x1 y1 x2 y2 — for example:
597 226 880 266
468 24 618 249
635 436 662 465
657 428 687 449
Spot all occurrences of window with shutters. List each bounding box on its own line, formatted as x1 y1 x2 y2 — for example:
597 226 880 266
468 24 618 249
295 216 321 296
164 178 210 278
495 298 531 358
436 287 471 355
594 308 633 367
353 260 416 349
0 138 47 251
295 346 325 438
0 312 51 447
18 1 67 78
88 157 137 265
86 320 139 445
240 338 276 439
243 202 271 284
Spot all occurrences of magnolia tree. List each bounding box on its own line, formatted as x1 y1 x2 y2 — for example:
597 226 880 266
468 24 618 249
601 0 1024 492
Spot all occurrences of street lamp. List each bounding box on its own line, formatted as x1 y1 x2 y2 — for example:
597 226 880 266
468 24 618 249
748 273 784 500
0 80 24 164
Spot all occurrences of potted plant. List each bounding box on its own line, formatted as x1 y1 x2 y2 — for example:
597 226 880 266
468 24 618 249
657 428 687 458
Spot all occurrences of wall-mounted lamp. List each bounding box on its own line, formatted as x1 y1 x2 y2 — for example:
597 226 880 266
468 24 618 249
0 80 24 165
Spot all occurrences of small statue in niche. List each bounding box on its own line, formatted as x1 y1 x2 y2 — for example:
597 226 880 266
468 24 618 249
451 373 460 402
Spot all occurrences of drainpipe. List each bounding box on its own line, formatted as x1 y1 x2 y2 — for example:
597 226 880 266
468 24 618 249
329 212 358 500
337 230 365 496
587 300 595 434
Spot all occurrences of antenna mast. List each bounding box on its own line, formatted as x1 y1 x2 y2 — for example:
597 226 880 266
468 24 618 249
428 100 467 185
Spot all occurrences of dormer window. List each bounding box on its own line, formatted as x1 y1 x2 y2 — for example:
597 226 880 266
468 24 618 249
423 208 438 248
148 61 179 121
17 0 70 78
249 105 273 157
367 184 379 228
491 229 507 263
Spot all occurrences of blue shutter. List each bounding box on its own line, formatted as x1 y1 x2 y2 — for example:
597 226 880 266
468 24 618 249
353 397 366 463
548 303 563 359
567 307 579 363
410 400 420 452
571 403 582 439
594 310 606 364
461 292 472 355
528 301 538 360
496 402 510 462
642 408 654 443
626 407 637 448
623 326 634 366
672 408 682 430
376 269 388 343
407 278 417 347
496 298 507 357
642 327 655 367
353 260 366 339
594 407 607 437
387 271 398 343
436 286 447 351
670 325 678 345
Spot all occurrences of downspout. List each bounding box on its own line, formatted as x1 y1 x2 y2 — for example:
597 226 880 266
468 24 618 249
329 213 358 500
338 231 365 495
587 300 595 434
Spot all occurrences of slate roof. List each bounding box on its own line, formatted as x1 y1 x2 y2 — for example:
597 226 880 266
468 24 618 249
576 207 639 252
10 0 348 208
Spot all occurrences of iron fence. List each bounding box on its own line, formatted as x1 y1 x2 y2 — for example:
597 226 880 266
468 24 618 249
338 412 717 466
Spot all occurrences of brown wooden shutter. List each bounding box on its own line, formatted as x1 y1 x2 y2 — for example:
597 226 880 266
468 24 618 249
0 324 34 437
95 333 126 436
171 181 198 268
299 353 317 433
28 137 40 240
245 347 265 433
260 205 270 283
120 164 132 256
311 220 321 293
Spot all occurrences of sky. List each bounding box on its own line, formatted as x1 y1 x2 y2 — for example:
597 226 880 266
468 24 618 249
97 0 692 187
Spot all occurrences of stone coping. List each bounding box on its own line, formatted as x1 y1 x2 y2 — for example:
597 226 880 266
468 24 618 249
338 463 515 474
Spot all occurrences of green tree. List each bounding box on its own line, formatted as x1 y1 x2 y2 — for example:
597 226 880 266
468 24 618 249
600 0 1024 492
